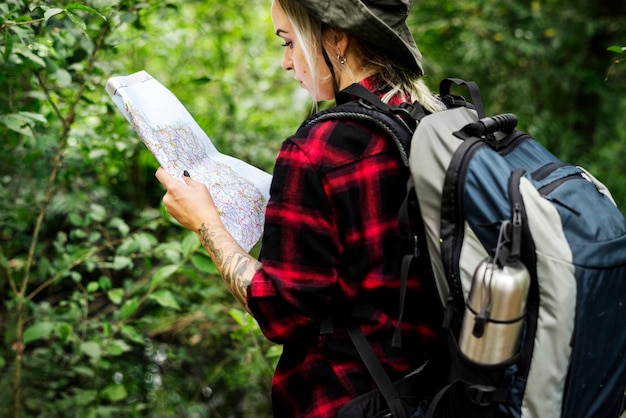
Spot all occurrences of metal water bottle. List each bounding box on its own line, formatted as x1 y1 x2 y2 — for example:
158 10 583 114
458 257 530 365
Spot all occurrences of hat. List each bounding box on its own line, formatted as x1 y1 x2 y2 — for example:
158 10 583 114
294 0 423 76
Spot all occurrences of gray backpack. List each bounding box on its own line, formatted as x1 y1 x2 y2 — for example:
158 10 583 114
314 79 626 418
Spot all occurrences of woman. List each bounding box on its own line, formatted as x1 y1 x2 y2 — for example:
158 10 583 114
156 0 444 416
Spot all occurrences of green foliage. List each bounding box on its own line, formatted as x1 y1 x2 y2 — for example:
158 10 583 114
0 0 625 417
0 0 287 416
413 0 626 207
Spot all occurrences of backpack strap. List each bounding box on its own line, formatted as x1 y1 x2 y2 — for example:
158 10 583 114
344 318 409 418
425 379 509 418
306 83 425 167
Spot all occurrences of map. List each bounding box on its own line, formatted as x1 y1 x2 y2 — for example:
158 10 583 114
106 71 272 252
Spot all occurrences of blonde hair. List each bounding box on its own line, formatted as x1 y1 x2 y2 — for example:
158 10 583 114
273 0 444 113
272 0 329 99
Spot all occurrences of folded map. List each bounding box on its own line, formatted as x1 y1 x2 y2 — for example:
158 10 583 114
106 70 272 252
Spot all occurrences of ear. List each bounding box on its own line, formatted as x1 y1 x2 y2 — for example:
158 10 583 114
323 28 350 56
334 30 349 56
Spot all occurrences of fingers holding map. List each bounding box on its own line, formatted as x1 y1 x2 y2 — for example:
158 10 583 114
106 71 272 252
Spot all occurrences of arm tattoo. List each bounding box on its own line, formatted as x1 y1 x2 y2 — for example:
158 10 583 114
223 253 254 309
197 223 259 313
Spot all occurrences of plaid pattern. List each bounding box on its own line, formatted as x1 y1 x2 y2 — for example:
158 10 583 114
248 78 439 417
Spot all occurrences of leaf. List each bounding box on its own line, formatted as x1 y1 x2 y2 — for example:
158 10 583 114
80 341 102 360
191 254 218 274
57 322 72 344
120 325 145 345
86 281 99 293
64 10 87 37
65 3 107 21
106 339 132 356
109 217 130 236
100 384 128 402
150 264 179 287
107 288 124 305
181 233 199 258
3 27 14 61
120 297 139 320
89 203 107 222
149 290 181 310
0 112 46 136
44 8 64 22
607 45 625 54
12 44 46 68
73 389 98 406
99 276 112 291
73 365 95 378
23 322 54 344
112 255 132 270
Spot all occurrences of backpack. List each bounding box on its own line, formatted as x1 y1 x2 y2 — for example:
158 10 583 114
310 79 626 417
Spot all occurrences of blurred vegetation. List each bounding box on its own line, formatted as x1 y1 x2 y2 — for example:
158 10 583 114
0 0 624 416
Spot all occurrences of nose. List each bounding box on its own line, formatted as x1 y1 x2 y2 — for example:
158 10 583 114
281 49 293 72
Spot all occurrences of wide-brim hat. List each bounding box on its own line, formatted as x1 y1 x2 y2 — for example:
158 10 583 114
294 0 423 76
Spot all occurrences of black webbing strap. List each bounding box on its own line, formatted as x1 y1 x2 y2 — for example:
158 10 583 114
439 78 485 119
425 379 509 418
392 185 420 349
345 320 408 418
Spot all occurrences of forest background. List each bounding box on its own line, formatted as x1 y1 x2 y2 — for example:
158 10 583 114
1 0 624 417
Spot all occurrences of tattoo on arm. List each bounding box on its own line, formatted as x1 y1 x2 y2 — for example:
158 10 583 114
197 223 260 314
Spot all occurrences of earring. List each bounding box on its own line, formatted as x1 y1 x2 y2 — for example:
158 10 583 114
337 54 347 65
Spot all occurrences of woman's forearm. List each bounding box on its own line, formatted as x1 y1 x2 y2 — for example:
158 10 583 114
197 222 261 315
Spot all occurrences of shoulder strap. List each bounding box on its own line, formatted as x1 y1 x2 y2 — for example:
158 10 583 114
345 319 409 418
305 83 425 166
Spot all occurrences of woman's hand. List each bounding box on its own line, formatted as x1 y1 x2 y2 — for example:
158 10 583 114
155 167 259 314
155 167 221 232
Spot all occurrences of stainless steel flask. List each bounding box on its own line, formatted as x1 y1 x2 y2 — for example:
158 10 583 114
458 257 530 365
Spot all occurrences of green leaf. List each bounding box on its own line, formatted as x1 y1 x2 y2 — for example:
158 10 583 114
65 3 107 21
120 297 139 320
64 10 87 36
73 365 95 378
100 384 128 402
57 322 72 344
120 325 145 345
86 281 99 293
73 389 98 406
182 233 199 257
150 264 179 287
107 288 124 305
80 341 102 360
12 44 46 68
43 8 64 22
99 276 112 291
109 217 130 236
89 203 107 222
149 290 181 310
112 255 132 270
23 322 54 344
3 27 14 61
0 112 46 136
607 45 625 54
106 339 132 356
191 254 218 274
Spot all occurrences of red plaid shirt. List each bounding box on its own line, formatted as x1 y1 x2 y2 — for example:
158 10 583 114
248 77 439 417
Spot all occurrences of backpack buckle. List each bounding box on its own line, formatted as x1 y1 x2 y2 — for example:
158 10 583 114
465 384 497 406
393 102 426 121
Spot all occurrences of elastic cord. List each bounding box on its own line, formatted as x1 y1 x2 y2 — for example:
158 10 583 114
320 23 340 98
